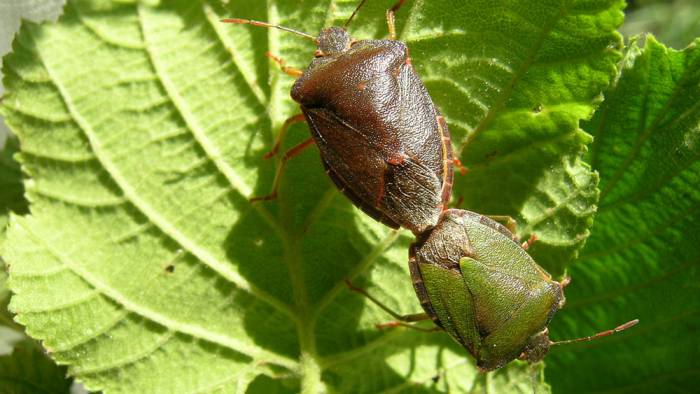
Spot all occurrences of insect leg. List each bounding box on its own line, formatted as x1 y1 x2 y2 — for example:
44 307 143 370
521 233 538 250
376 321 442 332
453 158 468 176
485 215 539 249
265 52 304 77
264 113 306 159
250 138 315 202
559 276 571 289
486 215 518 234
385 0 408 40
345 280 431 322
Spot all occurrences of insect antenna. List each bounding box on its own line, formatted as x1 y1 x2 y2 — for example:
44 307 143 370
221 18 316 41
344 0 369 27
550 319 639 346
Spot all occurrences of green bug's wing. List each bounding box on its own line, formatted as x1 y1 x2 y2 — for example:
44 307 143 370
459 257 532 336
460 214 550 282
418 263 480 356
479 282 558 370
459 257 560 370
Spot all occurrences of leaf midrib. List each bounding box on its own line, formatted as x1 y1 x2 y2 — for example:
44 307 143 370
202 1 268 106
254 1 424 388
25 18 298 369
458 1 571 154
4 0 626 391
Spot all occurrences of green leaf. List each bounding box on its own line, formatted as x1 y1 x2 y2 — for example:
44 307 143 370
546 36 700 392
0 0 622 392
1 136 26 330
0 136 26 238
431 0 623 274
0 259 14 330
0 338 72 394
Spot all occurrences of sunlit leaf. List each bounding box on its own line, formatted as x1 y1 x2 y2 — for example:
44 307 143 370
0 0 623 392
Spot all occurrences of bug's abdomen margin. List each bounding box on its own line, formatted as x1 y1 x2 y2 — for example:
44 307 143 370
408 250 443 328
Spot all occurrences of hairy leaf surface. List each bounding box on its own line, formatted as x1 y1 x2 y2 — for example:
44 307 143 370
0 0 623 392
547 36 700 393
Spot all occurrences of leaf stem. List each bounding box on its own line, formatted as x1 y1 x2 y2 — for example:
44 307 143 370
299 351 322 394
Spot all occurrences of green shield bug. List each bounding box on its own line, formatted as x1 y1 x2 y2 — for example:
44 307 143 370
348 209 638 371
224 0 461 235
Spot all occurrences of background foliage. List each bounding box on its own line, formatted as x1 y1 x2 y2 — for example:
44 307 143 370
547 35 700 392
0 0 698 393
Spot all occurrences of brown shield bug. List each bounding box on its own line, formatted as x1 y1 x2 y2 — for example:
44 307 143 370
224 0 460 235
347 209 639 371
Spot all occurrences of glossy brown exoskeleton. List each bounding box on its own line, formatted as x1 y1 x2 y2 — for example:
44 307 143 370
225 0 454 235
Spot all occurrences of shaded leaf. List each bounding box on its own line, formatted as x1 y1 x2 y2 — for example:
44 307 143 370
0 338 72 394
437 0 624 273
1 136 26 330
0 135 26 238
547 36 700 393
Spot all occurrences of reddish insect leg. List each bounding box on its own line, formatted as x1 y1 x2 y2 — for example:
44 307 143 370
250 138 315 202
376 321 442 332
452 195 464 209
487 215 518 234
264 113 306 159
345 280 432 325
385 0 407 40
453 158 468 176
265 52 304 77
521 233 538 250
487 215 539 249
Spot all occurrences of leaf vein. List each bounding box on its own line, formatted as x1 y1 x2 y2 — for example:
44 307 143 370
566 258 699 309
52 310 130 353
16 218 298 370
32 186 127 208
17 290 100 314
202 2 268 106
312 230 402 320
600 50 700 200
31 23 296 324
459 2 572 154
73 330 176 375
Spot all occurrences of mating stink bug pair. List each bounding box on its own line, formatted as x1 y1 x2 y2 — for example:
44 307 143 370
226 0 637 373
